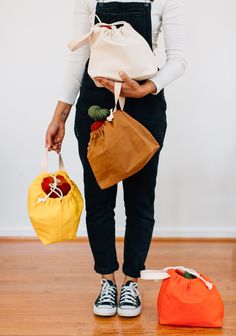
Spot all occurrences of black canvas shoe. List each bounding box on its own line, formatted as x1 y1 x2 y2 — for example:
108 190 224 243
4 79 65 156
93 279 117 316
117 280 142 317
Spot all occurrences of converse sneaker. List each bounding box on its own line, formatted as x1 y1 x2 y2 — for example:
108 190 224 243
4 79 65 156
93 279 117 316
117 280 142 317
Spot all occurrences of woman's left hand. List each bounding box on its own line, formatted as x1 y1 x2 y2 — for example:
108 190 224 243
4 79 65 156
95 71 157 98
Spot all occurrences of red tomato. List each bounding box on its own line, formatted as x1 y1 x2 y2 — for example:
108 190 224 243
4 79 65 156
100 25 112 30
91 120 105 132
41 175 71 198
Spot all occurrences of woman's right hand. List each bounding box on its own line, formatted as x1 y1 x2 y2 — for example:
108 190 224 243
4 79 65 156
45 119 65 153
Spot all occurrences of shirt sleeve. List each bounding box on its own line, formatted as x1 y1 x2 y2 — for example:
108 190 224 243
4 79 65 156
149 0 187 95
58 0 90 105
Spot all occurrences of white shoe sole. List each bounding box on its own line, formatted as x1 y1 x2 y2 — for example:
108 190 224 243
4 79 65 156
93 304 117 317
117 306 141 317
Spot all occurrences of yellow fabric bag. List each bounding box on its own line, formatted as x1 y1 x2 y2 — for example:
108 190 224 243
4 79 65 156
28 148 84 245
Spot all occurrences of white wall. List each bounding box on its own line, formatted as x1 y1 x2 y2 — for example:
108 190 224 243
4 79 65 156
0 0 235 237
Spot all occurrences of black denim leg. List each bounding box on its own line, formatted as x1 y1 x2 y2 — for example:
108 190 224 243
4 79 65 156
122 148 160 278
77 135 119 274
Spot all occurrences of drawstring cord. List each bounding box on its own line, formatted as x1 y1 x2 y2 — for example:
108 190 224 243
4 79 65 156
164 266 213 290
38 175 63 203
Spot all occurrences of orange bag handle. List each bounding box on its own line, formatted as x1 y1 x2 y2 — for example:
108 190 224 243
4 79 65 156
106 82 126 122
114 81 125 112
141 266 213 290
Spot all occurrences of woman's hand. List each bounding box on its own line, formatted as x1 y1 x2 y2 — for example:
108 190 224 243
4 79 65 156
95 71 157 98
45 119 65 153
45 101 72 153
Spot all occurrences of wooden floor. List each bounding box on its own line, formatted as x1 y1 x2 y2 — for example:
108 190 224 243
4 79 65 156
0 238 236 336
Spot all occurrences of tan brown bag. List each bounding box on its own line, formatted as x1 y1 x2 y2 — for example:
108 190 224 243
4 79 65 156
87 83 160 189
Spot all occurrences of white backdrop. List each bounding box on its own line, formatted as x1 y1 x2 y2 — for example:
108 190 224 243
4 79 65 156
0 0 235 237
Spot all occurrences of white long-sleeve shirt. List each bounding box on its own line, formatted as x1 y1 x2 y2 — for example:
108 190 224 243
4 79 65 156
59 0 187 105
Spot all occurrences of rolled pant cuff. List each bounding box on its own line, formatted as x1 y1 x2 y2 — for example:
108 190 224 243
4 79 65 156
94 262 119 275
122 264 145 278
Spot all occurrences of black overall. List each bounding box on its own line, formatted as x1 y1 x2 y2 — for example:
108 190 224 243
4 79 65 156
74 1 167 278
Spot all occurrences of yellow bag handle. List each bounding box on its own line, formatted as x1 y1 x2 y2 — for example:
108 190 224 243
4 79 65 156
40 147 66 173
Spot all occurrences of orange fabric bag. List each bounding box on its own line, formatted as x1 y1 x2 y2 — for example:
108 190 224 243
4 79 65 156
87 83 160 189
141 266 224 328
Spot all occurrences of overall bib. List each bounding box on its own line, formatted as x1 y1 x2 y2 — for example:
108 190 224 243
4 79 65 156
74 0 167 278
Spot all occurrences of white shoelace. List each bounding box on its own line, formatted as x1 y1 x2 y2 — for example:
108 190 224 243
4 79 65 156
119 282 139 305
97 279 117 305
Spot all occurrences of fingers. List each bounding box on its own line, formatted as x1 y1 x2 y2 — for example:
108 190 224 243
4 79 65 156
119 71 133 85
48 143 62 153
45 133 62 153
95 73 138 98
50 138 62 153
55 137 63 153
95 74 139 99
45 121 65 153
45 132 52 150
95 77 114 92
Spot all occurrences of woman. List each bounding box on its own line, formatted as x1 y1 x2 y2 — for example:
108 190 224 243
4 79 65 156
45 0 186 318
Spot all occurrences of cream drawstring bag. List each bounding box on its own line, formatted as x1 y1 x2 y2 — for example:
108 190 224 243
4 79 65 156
67 14 157 105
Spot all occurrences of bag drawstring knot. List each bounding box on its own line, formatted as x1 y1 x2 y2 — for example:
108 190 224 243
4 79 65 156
38 175 63 203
